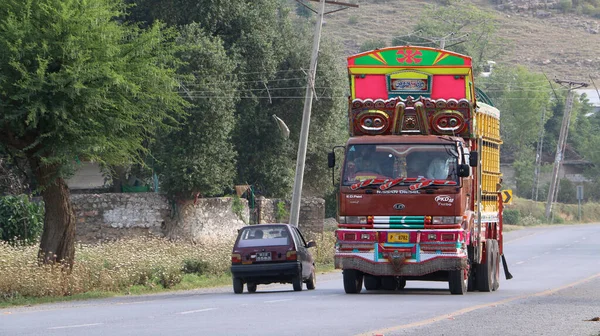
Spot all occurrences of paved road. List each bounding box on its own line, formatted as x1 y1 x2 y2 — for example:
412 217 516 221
1 224 600 336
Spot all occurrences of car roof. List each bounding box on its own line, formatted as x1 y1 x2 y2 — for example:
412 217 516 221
240 223 293 230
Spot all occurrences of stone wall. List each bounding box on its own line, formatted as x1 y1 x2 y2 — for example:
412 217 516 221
164 197 249 243
73 193 169 242
72 192 323 243
72 193 248 243
255 196 324 234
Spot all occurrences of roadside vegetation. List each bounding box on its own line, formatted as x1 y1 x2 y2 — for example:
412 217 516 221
0 231 336 308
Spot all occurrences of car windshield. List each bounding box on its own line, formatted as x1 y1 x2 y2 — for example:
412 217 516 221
236 226 291 247
342 143 459 186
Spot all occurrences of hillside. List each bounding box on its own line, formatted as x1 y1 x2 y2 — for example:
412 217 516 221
320 0 600 83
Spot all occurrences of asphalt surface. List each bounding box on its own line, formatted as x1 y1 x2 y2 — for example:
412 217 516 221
1 224 599 336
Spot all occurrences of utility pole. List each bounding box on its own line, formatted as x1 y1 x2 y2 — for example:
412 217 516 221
289 0 358 226
545 80 588 219
532 107 546 201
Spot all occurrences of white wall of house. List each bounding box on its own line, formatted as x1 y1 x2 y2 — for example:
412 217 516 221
66 162 106 190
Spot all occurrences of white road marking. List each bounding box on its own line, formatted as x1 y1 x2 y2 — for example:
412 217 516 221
264 299 293 303
516 261 525 265
544 252 550 254
531 256 540 259
178 308 217 315
556 248 563 251
48 323 102 330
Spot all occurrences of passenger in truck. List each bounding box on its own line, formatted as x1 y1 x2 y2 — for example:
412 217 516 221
354 145 383 175
426 157 450 179
406 152 427 178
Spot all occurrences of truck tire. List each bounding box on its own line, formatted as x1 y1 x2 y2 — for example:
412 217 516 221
364 275 381 290
247 282 257 293
448 269 467 295
381 276 397 290
343 269 363 294
492 240 500 291
398 278 406 290
476 239 495 292
467 245 477 292
233 277 243 294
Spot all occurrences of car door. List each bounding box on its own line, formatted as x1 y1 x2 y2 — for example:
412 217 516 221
291 227 312 279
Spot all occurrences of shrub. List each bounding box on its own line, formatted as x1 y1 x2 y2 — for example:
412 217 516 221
0 195 44 245
503 209 520 224
521 215 542 226
182 258 210 275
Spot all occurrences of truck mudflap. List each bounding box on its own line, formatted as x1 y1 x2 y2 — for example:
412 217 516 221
335 254 467 277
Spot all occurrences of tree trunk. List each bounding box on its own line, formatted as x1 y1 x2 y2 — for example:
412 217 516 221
30 158 76 268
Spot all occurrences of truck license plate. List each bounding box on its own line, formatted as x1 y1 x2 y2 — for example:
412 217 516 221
388 233 409 243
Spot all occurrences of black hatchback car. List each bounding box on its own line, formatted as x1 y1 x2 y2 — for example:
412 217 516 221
230 224 317 293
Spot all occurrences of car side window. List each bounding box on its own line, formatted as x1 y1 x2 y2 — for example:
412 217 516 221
292 227 307 247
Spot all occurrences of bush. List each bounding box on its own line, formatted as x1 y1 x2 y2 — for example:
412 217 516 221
0 195 44 245
503 209 520 224
182 258 210 275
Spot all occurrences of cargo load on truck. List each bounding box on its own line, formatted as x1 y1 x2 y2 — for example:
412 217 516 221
327 46 512 294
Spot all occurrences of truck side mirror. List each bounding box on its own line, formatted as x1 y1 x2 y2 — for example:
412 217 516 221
469 151 479 167
458 164 470 177
328 152 335 168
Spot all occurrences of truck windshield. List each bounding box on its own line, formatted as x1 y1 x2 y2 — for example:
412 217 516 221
342 143 459 186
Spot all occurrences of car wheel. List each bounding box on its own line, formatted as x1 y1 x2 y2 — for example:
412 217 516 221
292 275 303 291
343 269 363 294
247 282 257 293
306 269 316 290
233 277 243 294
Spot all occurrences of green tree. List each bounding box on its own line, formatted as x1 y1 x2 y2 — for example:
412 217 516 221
0 0 188 266
127 0 349 199
153 23 238 198
478 65 552 197
393 0 505 75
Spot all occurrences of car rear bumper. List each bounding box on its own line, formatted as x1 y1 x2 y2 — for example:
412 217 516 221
231 262 302 281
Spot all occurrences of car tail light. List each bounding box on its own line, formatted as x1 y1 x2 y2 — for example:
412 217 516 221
424 216 432 225
286 251 297 261
231 253 241 264
344 232 357 241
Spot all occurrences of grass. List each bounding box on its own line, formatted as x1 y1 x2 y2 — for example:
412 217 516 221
1 196 595 308
0 230 338 308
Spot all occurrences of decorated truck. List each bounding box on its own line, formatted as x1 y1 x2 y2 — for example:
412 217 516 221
327 46 512 294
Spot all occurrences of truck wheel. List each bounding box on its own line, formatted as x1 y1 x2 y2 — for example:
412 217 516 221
343 269 363 294
476 239 494 292
381 276 397 290
233 277 243 294
306 269 316 290
364 275 381 290
247 282 257 293
492 240 500 291
467 245 476 292
448 269 467 295
292 275 303 291
398 278 406 290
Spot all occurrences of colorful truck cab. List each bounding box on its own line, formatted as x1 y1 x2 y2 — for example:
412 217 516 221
328 46 511 294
